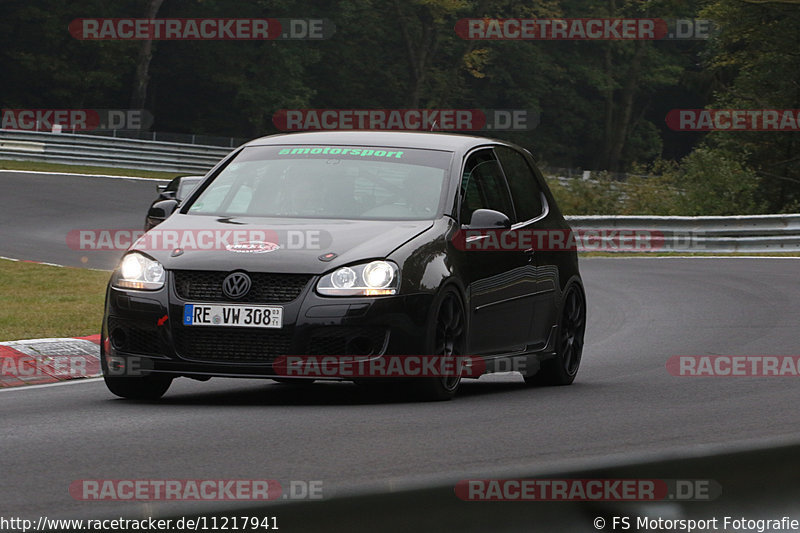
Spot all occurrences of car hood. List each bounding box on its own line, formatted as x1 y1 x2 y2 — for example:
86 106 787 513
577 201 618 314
131 213 434 274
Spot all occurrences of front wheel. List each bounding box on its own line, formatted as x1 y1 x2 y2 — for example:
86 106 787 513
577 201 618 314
411 287 467 401
104 374 173 400
526 283 586 386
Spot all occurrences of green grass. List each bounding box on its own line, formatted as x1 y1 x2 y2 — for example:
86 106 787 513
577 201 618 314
0 249 794 341
0 159 183 180
0 259 110 342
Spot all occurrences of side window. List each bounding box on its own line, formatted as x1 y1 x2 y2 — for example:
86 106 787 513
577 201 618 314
176 179 200 201
495 146 543 223
460 149 514 224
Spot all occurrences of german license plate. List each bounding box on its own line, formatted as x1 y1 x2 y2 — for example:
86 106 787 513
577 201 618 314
182 304 283 328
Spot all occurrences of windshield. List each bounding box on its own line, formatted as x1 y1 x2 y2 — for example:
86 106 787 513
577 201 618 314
186 145 452 220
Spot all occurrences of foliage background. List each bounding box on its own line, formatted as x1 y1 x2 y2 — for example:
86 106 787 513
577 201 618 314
0 0 797 214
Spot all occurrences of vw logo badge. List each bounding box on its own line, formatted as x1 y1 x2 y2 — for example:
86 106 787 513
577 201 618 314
222 272 251 300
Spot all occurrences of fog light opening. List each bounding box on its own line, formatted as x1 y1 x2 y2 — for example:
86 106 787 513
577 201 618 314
347 336 375 356
110 328 127 351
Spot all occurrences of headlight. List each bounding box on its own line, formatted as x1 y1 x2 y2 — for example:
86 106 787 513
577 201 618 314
113 252 165 290
317 261 399 296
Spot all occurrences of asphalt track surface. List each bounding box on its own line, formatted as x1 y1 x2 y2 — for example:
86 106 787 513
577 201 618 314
0 170 166 270
1 170 799 525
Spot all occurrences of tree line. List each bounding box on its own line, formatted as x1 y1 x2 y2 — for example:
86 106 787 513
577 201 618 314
1 0 797 213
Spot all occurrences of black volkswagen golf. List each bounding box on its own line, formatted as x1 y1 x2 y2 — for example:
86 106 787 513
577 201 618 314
102 131 585 401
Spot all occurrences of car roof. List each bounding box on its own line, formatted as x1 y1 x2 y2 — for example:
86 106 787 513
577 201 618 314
244 131 505 151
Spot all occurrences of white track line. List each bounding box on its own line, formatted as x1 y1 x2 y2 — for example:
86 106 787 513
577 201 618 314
0 255 111 271
0 169 170 182
0 377 103 393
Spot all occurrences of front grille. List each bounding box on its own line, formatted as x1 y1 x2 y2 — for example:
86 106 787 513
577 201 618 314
173 271 311 303
108 318 162 356
172 327 292 363
306 327 388 356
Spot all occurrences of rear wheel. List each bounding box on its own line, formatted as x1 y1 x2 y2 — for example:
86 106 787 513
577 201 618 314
104 374 173 400
412 287 467 401
526 283 585 386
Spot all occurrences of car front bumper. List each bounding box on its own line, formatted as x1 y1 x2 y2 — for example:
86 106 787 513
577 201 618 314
101 271 434 380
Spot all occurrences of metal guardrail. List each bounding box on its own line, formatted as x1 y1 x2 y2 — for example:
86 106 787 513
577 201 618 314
191 439 800 532
0 132 796 252
76 128 248 148
0 130 236 173
566 214 800 253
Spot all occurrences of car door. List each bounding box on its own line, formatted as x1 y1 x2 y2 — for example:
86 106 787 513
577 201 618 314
457 148 531 355
494 145 558 349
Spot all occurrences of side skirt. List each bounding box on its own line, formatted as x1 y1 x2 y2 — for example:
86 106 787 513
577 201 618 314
477 325 558 377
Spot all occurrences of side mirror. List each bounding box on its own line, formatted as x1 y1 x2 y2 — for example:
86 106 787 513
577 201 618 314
463 208 511 230
145 199 179 230
157 183 179 201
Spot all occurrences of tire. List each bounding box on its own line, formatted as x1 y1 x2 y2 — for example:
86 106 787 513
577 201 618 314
411 286 467 401
104 374 173 400
526 283 586 386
